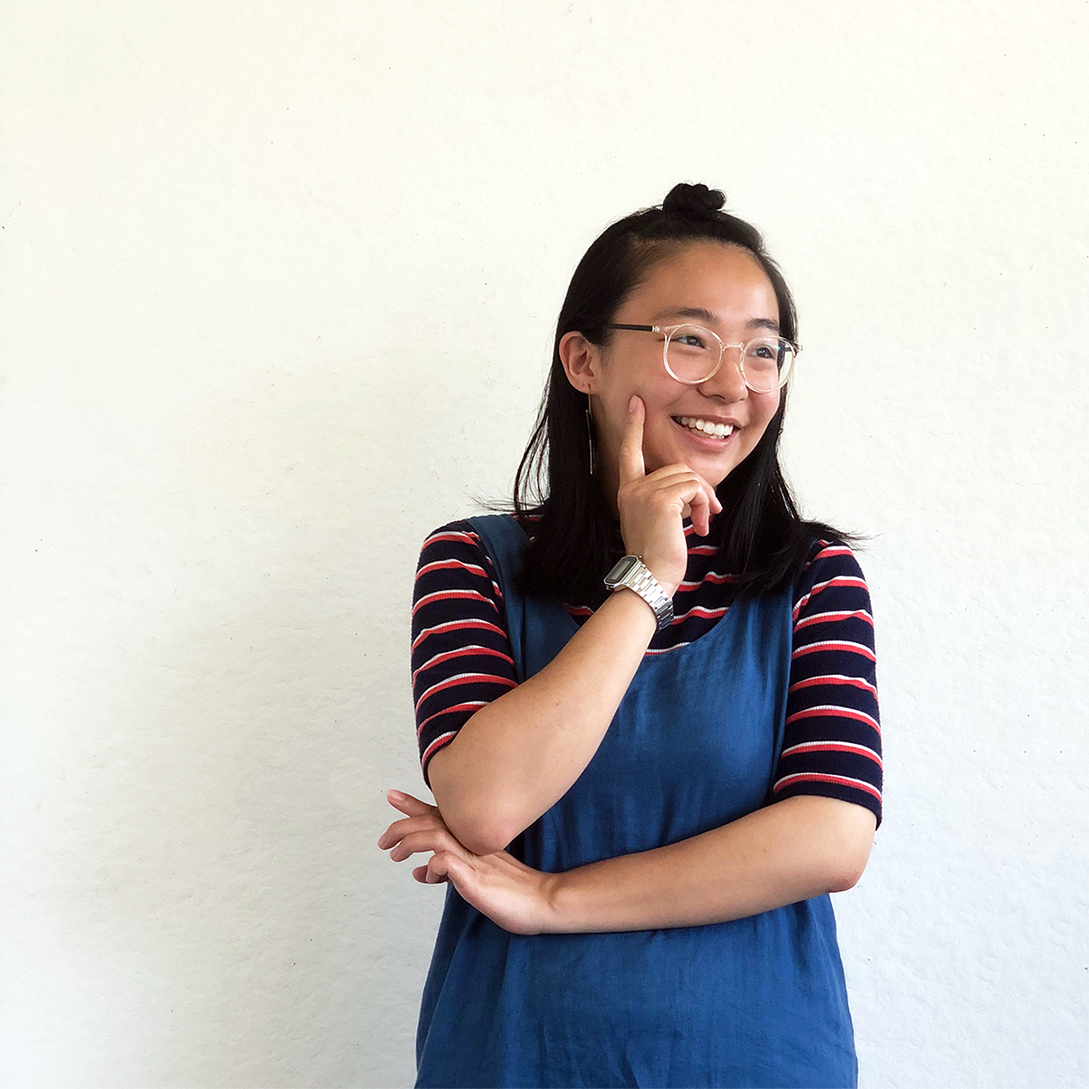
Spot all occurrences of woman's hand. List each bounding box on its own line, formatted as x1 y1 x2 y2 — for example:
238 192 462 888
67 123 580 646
616 396 722 595
378 790 559 936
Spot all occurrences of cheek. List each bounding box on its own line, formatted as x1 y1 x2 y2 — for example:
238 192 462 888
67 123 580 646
751 392 781 436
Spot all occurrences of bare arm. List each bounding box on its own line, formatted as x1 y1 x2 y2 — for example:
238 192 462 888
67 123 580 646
544 795 876 932
428 397 720 855
379 792 876 935
427 588 657 855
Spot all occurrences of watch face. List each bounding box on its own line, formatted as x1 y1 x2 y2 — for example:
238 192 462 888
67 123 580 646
605 555 641 586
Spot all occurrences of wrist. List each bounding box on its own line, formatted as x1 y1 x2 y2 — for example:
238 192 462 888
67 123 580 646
603 555 675 630
538 871 568 934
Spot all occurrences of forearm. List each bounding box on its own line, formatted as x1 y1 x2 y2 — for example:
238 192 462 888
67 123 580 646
428 587 658 855
543 796 877 933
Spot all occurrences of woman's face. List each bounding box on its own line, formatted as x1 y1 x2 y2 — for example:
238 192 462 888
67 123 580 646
563 242 783 510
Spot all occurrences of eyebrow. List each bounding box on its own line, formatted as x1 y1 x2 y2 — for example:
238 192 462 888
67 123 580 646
653 306 781 334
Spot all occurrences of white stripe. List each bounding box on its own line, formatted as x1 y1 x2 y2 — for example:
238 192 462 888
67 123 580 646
415 671 513 710
774 771 881 794
411 617 503 650
421 731 458 762
417 701 487 734
794 638 874 656
797 608 873 625
793 575 868 614
790 673 879 697
789 704 880 730
417 558 488 579
423 530 478 547
414 589 490 610
644 641 690 655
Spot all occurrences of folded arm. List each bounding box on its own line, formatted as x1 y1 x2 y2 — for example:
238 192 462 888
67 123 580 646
379 791 876 935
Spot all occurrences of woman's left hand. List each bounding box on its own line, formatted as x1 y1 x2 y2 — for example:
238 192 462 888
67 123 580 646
378 790 559 936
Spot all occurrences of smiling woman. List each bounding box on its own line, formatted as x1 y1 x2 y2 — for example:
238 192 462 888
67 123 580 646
380 183 882 1088
561 243 785 536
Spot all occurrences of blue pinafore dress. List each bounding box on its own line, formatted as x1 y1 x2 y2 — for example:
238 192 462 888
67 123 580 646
416 515 857 1088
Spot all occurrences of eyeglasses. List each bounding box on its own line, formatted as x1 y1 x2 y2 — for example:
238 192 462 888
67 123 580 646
605 323 799 393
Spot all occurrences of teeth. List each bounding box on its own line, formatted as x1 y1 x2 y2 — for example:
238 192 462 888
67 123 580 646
678 416 734 438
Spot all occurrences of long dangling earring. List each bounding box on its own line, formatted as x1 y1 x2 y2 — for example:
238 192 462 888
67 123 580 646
585 402 595 476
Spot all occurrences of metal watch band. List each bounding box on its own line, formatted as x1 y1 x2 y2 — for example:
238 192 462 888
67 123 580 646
603 555 675 632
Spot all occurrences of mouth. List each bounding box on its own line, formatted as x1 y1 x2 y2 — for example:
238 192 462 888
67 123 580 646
672 415 737 441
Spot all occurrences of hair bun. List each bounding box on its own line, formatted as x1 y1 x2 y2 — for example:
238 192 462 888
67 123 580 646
661 182 726 218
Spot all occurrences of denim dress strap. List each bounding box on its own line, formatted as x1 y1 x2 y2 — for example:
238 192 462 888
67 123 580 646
466 514 577 684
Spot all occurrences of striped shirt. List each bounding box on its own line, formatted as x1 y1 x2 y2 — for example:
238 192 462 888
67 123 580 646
412 518 882 824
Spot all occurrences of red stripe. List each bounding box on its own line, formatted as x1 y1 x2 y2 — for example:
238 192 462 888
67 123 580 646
793 577 869 616
678 571 734 591
789 674 879 698
671 604 729 624
416 701 487 739
786 705 881 734
412 589 495 617
421 731 457 765
773 773 882 802
415 673 516 713
412 645 514 684
417 558 489 578
412 618 507 651
795 609 874 631
781 740 883 767
423 531 480 547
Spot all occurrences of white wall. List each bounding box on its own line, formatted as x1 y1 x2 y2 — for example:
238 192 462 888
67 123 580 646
2 1 1087 1086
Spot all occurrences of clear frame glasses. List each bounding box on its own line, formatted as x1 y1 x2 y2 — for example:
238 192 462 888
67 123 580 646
605 323 799 393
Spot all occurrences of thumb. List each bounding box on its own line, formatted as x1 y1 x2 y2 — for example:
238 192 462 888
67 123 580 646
425 850 469 886
387 789 437 819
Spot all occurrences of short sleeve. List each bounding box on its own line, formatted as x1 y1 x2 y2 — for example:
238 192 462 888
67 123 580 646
411 522 518 786
772 541 883 825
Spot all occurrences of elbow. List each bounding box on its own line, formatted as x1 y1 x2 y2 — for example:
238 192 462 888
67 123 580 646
428 756 522 855
429 784 522 858
455 822 516 857
827 824 875 893
828 853 869 893
441 805 520 856
791 796 875 894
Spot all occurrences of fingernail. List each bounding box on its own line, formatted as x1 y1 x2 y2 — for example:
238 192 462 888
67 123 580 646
388 789 404 800
628 395 637 412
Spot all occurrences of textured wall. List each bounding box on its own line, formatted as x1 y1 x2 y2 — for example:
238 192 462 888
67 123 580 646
2 1 1087 1086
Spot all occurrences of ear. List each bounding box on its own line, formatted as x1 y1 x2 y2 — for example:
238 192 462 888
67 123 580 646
558 331 603 395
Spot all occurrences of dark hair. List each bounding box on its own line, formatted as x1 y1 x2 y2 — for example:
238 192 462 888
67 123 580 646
513 182 851 605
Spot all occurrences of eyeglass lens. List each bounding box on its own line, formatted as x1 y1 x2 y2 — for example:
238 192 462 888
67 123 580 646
665 324 795 391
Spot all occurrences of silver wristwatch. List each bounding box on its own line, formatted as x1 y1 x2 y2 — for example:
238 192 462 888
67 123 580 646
603 555 674 631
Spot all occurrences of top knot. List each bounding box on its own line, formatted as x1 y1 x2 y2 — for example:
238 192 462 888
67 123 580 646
661 182 726 218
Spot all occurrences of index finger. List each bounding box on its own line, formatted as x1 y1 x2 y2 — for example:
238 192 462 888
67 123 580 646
618 395 646 486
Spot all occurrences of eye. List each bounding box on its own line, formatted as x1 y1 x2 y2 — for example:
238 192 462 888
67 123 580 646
675 333 707 348
749 344 776 360
669 324 716 351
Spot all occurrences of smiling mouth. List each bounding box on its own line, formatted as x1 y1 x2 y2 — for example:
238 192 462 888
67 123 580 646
673 415 736 439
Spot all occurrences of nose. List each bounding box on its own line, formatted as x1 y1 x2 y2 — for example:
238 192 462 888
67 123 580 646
698 345 749 401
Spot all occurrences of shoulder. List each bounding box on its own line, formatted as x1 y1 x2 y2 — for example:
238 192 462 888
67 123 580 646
418 519 489 563
418 514 536 565
414 519 503 610
793 538 871 610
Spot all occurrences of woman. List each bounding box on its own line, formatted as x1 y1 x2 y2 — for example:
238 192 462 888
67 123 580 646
379 183 882 1088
